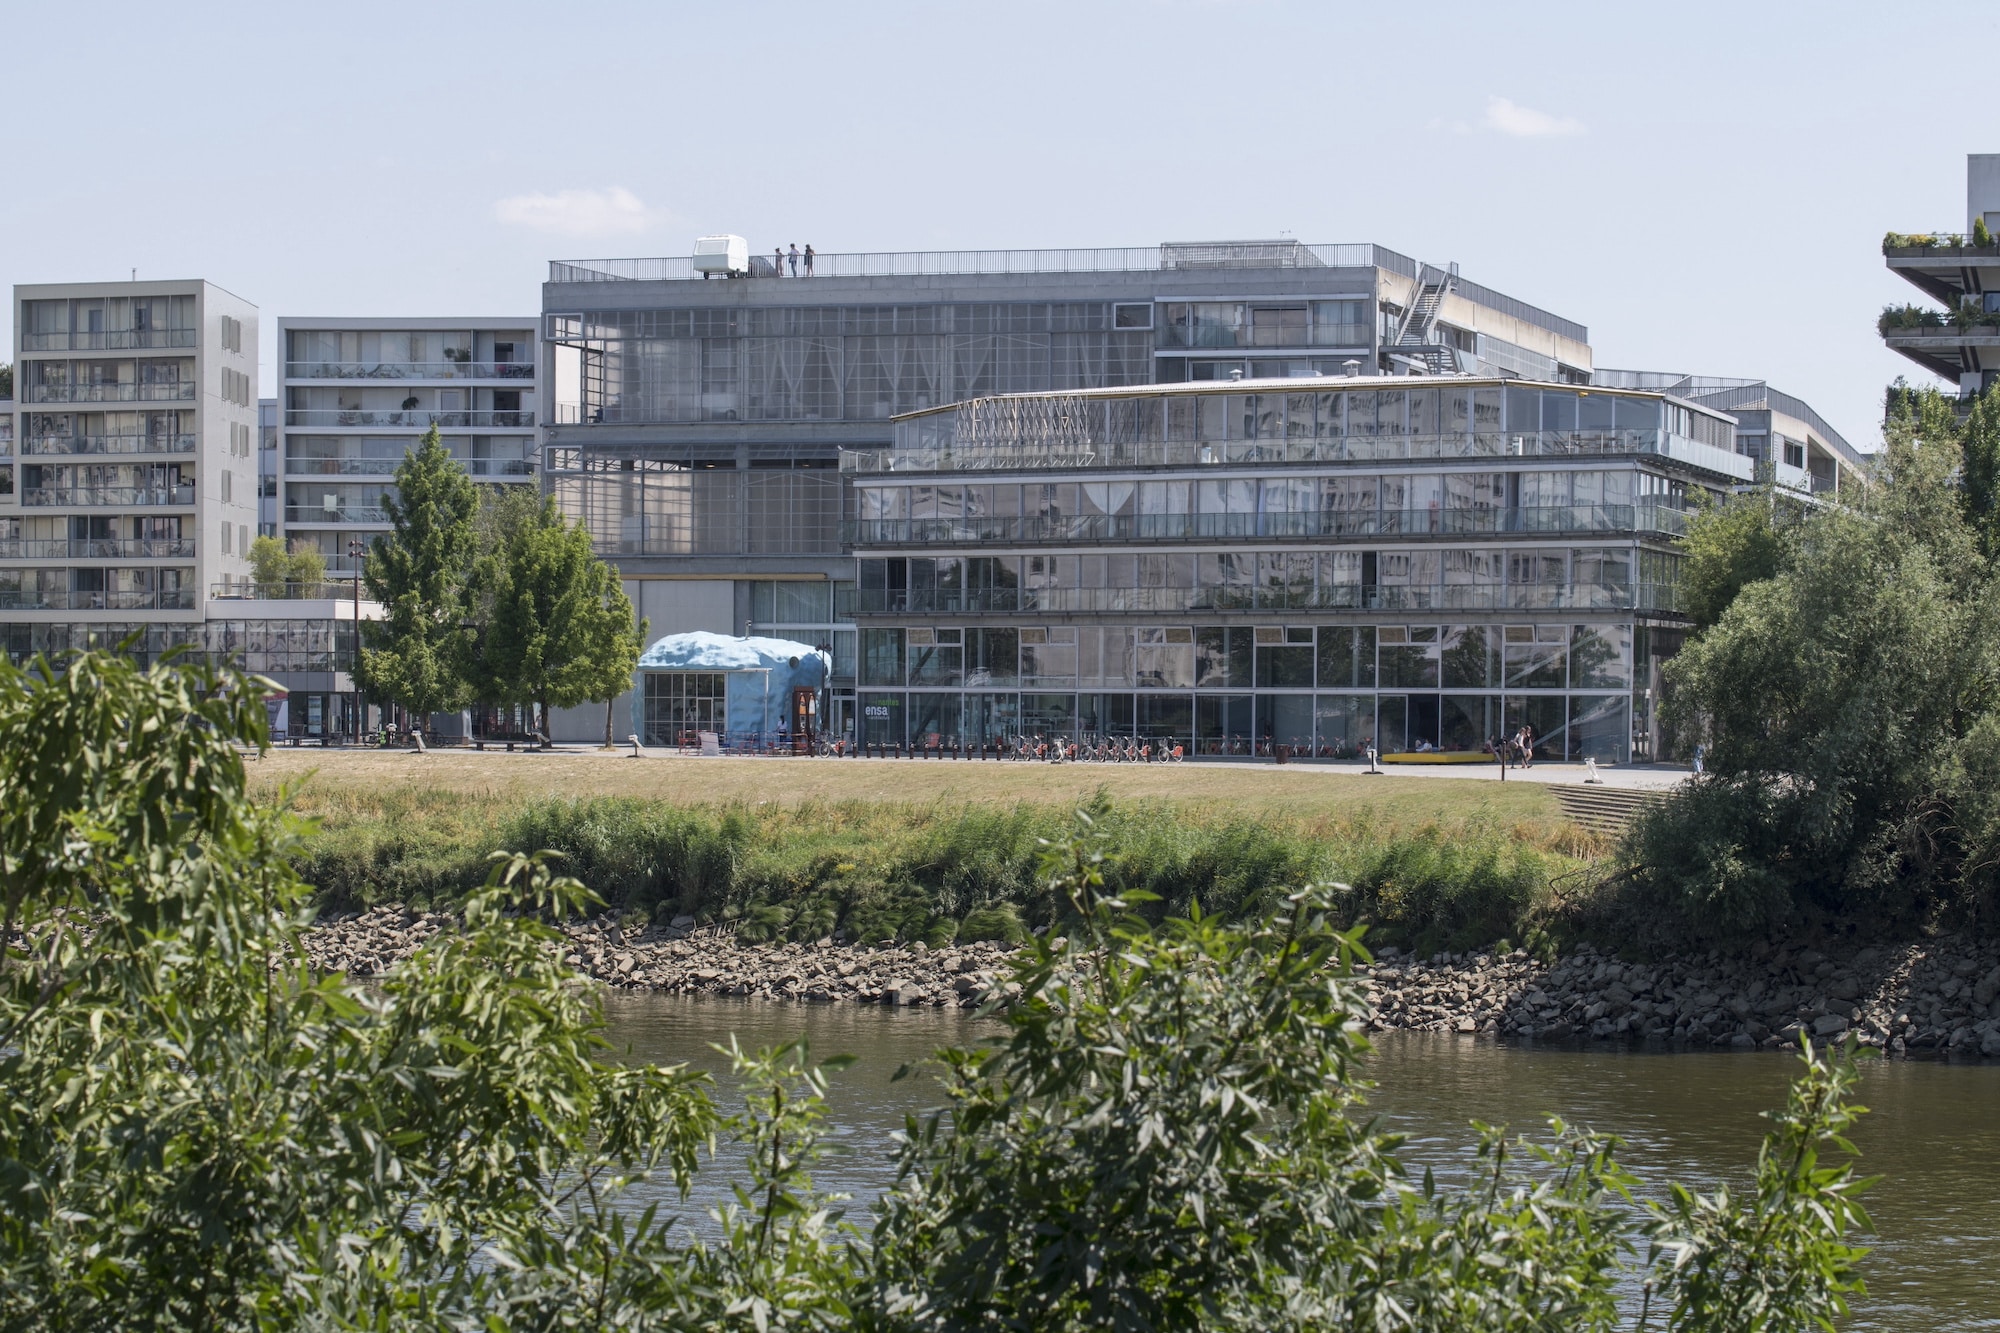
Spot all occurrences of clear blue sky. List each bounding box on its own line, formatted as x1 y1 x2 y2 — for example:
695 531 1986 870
4 0 1989 449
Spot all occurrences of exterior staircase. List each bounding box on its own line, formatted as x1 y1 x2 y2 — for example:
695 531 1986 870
1391 264 1460 375
1549 783 1661 839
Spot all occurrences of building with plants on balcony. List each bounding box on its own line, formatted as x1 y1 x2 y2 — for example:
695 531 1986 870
1880 152 2000 402
278 317 539 575
843 376 1771 764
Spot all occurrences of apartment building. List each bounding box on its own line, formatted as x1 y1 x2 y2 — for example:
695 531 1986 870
1881 152 2000 400
277 317 539 573
4 280 260 637
258 397 278 538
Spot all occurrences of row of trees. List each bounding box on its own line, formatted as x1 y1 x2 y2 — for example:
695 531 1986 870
358 428 643 741
0 651 1876 1328
1631 382 2000 931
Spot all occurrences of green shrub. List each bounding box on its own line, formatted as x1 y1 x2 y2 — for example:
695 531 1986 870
959 903 1029 943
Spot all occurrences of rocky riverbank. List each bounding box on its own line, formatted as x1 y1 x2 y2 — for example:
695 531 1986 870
1363 937 2000 1056
304 905 2000 1055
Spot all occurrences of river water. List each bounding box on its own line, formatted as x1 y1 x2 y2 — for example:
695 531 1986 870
601 995 2000 1331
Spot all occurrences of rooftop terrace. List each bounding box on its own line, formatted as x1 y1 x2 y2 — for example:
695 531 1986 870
548 241 1588 344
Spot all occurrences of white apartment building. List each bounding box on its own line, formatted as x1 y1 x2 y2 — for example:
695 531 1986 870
3 280 260 635
277 317 539 573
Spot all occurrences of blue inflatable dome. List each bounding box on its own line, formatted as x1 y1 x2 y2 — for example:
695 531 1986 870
633 631 829 748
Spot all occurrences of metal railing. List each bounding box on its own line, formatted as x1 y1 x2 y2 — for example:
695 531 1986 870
21 433 198 456
284 457 532 477
845 504 1686 547
0 538 196 558
283 360 535 381
23 382 197 404
0 588 197 611
20 329 198 351
848 583 1677 616
22 485 196 507
207 580 362 601
285 505 391 525
283 409 535 428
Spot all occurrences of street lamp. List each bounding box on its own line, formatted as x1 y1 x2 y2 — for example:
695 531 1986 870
348 538 365 744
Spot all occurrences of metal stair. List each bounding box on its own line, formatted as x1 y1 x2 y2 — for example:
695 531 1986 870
1549 783 1662 839
1391 264 1460 375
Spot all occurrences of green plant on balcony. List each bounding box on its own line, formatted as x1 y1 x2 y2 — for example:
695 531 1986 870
1978 217 1995 247
1878 303 1944 335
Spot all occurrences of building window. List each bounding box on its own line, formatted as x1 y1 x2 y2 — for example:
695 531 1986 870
642 671 726 745
1783 440 1805 468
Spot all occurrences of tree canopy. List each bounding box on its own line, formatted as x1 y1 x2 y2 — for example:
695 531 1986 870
358 427 481 727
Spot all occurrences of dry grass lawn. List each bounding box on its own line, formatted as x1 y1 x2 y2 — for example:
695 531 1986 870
247 748 1569 841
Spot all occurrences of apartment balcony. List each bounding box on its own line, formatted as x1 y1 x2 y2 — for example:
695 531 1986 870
845 503 1686 549
284 457 534 478
283 360 536 381
285 503 390 525
20 329 198 352
21 485 196 507
847 582 1679 617
283 409 535 429
1877 318 2000 379
0 539 197 559
0 588 198 611
21 433 198 456
208 580 360 601
22 383 197 405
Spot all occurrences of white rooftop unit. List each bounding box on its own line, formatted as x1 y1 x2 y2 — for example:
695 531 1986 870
691 234 749 279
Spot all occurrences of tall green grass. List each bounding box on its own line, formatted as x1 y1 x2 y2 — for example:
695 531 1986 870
284 789 1577 955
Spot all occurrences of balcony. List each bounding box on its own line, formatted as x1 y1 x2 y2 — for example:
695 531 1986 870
20 329 198 352
0 588 197 611
0 539 197 559
283 409 535 429
23 382 198 405
208 580 360 601
845 503 1686 548
22 485 196 507
847 582 1678 617
284 360 534 381
21 433 198 456
285 457 533 478
285 504 391 525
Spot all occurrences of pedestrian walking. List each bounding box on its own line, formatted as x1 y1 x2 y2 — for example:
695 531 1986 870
1692 742 1706 776
788 243 800 276
804 243 815 275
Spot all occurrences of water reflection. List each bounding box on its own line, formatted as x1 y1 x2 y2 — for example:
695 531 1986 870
601 996 2000 1330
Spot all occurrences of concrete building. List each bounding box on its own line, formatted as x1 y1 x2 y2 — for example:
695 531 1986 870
277 316 539 575
1881 152 2000 400
1589 373 1865 497
257 397 278 538
538 241 1595 741
4 279 260 645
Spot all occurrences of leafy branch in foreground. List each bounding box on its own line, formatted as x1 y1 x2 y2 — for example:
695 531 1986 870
0 652 1876 1330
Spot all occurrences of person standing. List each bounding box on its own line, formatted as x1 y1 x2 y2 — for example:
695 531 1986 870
774 246 784 276
804 243 815 276
788 243 800 276
1692 742 1706 776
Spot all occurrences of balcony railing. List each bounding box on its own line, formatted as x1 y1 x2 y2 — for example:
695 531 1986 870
284 360 535 381
283 409 535 428
22 485 196 507
845 504 1686 547
20 329 198 352
847 430 1751 482
0 588 197 611
284 457 533 477
0 538 197 559
23 382 198 405
208 580 361 601
847 582 1679 616
285 505 391 525
21 433 198 456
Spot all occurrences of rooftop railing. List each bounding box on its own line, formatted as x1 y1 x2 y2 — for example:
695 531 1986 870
208 581 363 601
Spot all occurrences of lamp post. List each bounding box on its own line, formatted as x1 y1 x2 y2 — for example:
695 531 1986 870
347 538 365 744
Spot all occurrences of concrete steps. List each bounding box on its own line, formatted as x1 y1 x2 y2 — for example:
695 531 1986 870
1549 783 1661 838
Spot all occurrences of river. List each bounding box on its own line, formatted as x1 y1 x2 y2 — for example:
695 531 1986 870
601 994 2000 1331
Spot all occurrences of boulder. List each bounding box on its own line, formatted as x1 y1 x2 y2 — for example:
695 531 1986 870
1811 1013 1849 1038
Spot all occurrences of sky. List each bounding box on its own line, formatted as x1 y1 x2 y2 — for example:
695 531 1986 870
3 0 1992 450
